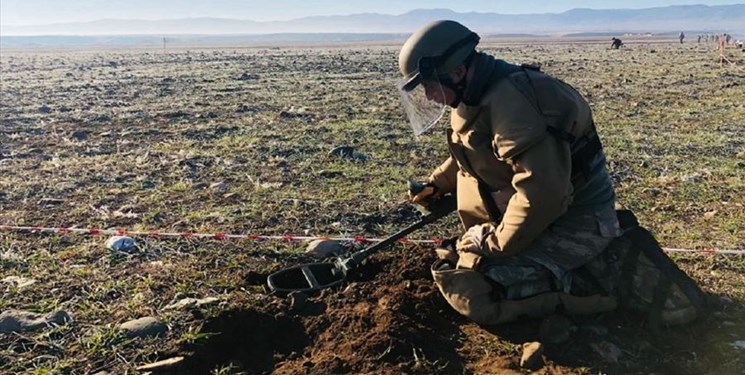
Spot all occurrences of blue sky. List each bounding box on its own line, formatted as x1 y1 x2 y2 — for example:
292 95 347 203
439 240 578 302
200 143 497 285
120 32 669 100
2 0 742 25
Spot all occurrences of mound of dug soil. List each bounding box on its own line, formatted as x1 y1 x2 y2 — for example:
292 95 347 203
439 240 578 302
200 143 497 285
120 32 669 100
182 246 473 374
177 245 740 375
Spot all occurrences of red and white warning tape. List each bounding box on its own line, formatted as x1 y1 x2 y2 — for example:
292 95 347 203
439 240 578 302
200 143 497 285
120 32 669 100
1 224 743 255
0 224 440 245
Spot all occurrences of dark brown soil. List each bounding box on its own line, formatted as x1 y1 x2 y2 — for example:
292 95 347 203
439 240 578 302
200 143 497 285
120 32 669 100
177 244 744 375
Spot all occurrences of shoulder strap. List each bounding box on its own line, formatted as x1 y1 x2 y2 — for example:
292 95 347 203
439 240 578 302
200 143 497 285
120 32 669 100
508 67 604 186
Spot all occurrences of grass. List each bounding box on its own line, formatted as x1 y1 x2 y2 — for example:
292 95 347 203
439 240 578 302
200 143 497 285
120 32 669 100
1 37 744 374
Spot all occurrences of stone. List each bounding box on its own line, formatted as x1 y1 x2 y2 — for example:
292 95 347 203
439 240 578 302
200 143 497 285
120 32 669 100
305 239 344 258
119 317 167 338
106 236 138 253
0 309 73 333
539 314 577 344
519 341 544 369
164 297 220 310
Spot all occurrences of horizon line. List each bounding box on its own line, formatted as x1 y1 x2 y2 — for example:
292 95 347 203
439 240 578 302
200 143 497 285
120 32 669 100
2 4 737 28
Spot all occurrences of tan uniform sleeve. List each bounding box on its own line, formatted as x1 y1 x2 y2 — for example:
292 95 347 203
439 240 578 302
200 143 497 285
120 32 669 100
486 135 574 255
482 80 574 255
429 156 458 195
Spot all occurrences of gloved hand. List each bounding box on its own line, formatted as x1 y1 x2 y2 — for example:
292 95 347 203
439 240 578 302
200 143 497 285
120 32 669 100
434 236 459 264
408 180 441 207
455 223 496 269
456 222 496 255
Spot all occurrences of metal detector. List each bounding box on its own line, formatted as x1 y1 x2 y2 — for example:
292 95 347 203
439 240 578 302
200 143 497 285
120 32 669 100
267 182 456 294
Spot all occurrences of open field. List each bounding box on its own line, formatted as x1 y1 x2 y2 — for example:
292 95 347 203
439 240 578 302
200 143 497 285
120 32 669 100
1 38 744 374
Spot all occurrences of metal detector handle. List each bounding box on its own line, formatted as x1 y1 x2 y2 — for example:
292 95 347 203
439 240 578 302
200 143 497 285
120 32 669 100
337 194 456 273
408 179 429 195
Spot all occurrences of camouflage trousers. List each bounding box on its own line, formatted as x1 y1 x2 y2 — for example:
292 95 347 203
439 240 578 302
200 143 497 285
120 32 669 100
481 204 622 300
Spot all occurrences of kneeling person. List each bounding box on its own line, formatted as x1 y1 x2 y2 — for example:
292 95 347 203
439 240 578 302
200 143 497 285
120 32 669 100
398 20 704 326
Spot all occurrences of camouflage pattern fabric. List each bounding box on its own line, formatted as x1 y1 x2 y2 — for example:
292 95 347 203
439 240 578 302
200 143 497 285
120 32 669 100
480 204 621 300
448 206 699 325
600 231 700 325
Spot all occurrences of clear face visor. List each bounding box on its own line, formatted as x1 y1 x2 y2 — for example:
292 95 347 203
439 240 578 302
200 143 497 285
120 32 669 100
397 69 446 136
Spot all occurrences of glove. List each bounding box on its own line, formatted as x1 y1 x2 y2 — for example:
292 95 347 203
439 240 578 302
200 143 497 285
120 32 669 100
455 223 496 269
434 236 459 264
456 223 496 256
408 180 441 207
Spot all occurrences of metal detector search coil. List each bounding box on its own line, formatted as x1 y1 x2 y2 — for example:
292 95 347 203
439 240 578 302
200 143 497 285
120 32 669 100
266 194 457 295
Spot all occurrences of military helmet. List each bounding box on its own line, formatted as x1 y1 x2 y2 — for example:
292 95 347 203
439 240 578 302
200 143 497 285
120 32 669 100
398 20 480 91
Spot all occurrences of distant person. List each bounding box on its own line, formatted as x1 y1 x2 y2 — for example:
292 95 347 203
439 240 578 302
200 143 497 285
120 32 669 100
697 35 702 43
679 31 685 44
397 19 705 327
611 37 623 49
725 33 732 45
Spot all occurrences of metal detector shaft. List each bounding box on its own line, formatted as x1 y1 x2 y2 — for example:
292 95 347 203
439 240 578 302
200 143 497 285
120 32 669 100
266 195 456 294
336 195 456 274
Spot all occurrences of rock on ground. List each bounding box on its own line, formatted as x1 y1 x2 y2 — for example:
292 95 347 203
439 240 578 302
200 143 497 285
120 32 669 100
119 316 168 338
0 310 72 334
164 297 220 310
105 236 138 253
519 341 544 369
305 239 344 258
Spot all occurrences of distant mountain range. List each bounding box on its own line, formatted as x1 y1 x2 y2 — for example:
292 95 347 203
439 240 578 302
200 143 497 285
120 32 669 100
2 5 743 38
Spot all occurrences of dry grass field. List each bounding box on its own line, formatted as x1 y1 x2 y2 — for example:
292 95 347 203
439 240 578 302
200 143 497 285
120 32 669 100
1 37 744 374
